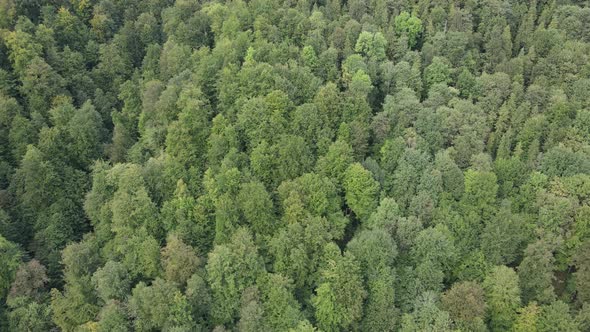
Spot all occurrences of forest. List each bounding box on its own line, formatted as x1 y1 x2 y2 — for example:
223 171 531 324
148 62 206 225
1 0 590 330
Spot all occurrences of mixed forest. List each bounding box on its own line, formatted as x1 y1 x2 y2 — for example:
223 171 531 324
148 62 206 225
2 0 590 331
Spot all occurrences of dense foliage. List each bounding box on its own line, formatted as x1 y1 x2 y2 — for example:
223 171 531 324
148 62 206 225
1 0 590 330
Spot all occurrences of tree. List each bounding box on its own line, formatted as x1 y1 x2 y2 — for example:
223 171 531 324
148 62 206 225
206 228 264 326
355 31 387 61
6 297 53 332
480 203 529 266
257 274 304 331
347 229 399 332
92 261 130 303
360 267 398 331
0 235 22 300
237 286 264 332
117 228 161 280
185 272 211 327
20 57 65 115
537 301 579 332
518 239 556 305
394 12 423 48
346 228 398 278
412 225 456 276
8 114 36 163
315 139 354 187
237 181 276 238
343 163 380 221
277 172 347 238
513 302 540 332
129 278 192 331
461 169 498 222
50 238 101 331
4 29 42 76
97 300 130 332
400 291 452 332
161 235 201 286
8 259 47 300
164 87 210 172
483 266 521 331
573 240 590 304
110 185 160 240
313 244 366 332
67 101 105 167
424 57 452 90
441 281 487 331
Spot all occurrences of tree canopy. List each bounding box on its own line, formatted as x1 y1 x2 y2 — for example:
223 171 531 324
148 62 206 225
1 0 590 330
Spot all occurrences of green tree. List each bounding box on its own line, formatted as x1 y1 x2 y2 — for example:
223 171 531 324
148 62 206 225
206 228 264 326
129 278 192 331
513 302 540 332
0 235 21 300
355 31 387 61
441 281 487 331
343 163 380 221
483 266 521 331
400 291 452 332
97 300 130 332
518 238 556 305
538 301 579 332
161 235 201 286
394 12 423 48
313 244 366 332
91 261 130 302
20 57 65 116
237 181 276 238
573 240 590 304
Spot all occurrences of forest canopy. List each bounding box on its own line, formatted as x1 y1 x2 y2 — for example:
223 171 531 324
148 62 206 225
1 0 590 331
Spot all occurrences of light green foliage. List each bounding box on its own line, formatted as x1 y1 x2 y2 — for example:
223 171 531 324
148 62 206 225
2 1 590 331
366 197 402 230
400 291 452 332
355 31 387 61
424 57 452 90
518 239 556 305
347 228 397 277
7 297 53 332
0 235 21 300
49 237 101 330
538 301 579 332
92 261 130 302
344 163 380 221
206 228 264 325
394 12 423 48
118 229 161 280
20 57 65 114
484 266 521 332
4 29 43 75
513 302 540 332
161 235 201 286
277 172 347 236
462 169 498 221
129 278 192 331
316 139 354 186
573 240 590 304
256 274 304 330
237 181 275 237
269 215 336 299
97 301 130 332
165 94 210 171
412 225 456 275
313 244 366 332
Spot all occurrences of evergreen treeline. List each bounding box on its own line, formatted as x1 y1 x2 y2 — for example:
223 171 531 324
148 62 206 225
1 0 590 331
